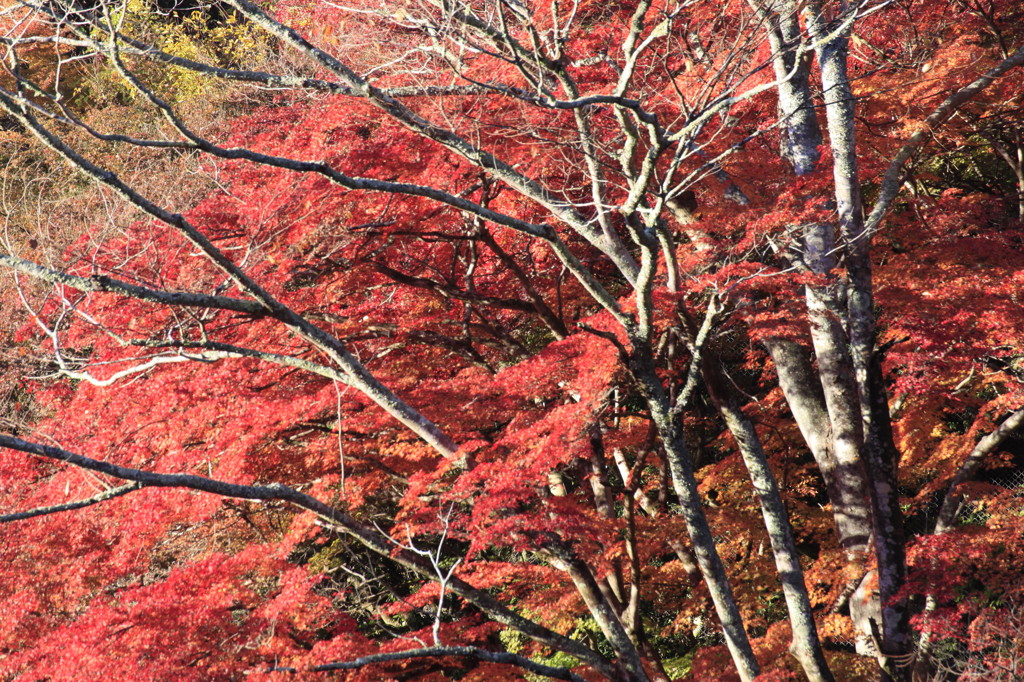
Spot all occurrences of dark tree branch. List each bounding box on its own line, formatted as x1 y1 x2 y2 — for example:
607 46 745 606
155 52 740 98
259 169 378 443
304 645 587 681
0 483 142 522
371 262 536 312
934 406 1024 534
0 255 267 315
865 43 1024 236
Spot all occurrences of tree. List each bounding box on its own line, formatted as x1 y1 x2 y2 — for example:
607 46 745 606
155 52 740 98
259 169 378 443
1 0 1023 679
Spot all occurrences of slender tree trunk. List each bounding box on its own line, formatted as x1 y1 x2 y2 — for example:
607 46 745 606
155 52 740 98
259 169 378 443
990 135 1024 220
625 343 758 680
550 551 652 682
652 408 761 682
703 360 835 682
624 294 760 681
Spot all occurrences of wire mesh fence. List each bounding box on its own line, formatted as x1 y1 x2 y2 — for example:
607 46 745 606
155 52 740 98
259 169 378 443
993 469 1024 490
903 469 1024 534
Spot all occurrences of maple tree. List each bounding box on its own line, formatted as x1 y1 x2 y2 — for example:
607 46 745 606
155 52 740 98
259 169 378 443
1 0 1023 680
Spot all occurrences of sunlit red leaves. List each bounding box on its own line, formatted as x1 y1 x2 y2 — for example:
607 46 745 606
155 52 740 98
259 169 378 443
0 549 317 681
1 0 1023 677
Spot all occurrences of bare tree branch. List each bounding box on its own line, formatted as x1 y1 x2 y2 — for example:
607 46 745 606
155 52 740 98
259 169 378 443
0 86 460 458
219 0 642 283
0 254 267 315
865 44 1024 236
129 340 353 384
303 645 587 680
0 482 142 522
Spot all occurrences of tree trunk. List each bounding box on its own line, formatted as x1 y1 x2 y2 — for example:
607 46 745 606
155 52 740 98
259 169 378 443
807 7 911 669
763 338 873 557
756 0 822 174
703 359 835 682
654 411 761 682
547 549 652 682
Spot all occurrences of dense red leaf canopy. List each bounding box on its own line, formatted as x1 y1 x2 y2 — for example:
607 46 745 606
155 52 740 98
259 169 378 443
1 0 1023 679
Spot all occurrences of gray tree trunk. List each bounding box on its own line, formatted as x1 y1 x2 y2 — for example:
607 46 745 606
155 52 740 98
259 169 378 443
703 360 835 682
807 5 911 668
759 0 900 667
757 0 822 174
763 338 872 558
630 340 760 681
654 411 761 682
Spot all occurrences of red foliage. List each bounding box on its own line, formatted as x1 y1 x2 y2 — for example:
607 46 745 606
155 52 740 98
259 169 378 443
1 0 1023 679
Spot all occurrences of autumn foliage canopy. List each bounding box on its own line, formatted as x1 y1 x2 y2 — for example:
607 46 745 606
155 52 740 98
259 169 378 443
0 0 1023 680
